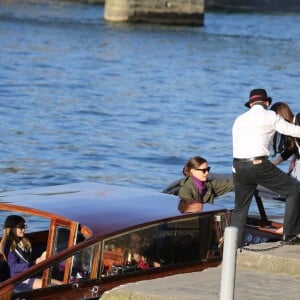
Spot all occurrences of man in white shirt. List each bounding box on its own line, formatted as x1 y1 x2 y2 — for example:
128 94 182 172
231 88 300 247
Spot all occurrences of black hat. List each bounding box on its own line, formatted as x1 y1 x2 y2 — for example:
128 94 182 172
245 89 272 108
4 215 26 229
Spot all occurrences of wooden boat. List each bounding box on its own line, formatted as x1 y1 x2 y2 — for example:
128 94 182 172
0 181 282 299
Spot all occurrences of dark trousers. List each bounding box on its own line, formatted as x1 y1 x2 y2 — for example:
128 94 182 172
231 158 300 247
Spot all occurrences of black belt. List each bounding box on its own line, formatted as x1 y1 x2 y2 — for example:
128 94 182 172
234 156 268 162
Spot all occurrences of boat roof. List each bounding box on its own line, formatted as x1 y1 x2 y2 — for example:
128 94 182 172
0 181 226 237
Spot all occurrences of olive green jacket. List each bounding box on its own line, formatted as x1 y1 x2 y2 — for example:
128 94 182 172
163 174 233 204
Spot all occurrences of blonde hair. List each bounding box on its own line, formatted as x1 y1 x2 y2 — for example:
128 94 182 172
0 226 32 260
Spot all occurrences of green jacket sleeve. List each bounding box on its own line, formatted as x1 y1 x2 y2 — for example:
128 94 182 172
203 176 234 203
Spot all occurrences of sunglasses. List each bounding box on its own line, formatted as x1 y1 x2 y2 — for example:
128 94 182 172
15 223 27 229
194 166 211 174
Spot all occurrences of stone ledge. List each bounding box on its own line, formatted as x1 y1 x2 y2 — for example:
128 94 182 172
237 242 300 276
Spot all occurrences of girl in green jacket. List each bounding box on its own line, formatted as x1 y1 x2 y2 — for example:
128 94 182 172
163 156 233 205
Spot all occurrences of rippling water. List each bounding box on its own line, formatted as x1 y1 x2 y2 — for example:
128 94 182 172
1 0 299 216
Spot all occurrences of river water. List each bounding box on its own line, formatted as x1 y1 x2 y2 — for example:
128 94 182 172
1 0 300 217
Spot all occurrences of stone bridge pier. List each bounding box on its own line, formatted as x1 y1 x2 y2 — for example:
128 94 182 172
104 0 205 26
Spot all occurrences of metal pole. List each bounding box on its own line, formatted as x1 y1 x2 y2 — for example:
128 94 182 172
220 226 238 300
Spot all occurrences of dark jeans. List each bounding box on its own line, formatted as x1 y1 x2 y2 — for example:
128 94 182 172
231 158 300 247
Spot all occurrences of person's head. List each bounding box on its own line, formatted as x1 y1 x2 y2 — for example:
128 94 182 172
129 232 144 253
0 215 30 255
270 102 294 122
245 89 272 108
3 215 27 238
182 156 210 182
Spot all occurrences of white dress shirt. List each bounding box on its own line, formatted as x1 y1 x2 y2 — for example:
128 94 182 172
232 104 300 159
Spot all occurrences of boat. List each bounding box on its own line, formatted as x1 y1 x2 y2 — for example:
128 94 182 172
0 181 282 299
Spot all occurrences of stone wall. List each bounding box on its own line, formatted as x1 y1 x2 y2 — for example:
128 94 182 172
206 0 300 12
104 0 204 26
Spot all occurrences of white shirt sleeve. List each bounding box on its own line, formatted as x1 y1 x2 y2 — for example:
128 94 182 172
273 114 300 138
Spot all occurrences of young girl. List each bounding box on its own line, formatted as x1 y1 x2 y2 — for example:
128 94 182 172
0 215 45 290
177 156 233 203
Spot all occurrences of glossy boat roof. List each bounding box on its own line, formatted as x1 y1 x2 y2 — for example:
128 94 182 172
0 182 226 236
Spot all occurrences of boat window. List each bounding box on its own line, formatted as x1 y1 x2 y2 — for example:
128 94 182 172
53 227 71 254
50 227 71 282
47 244 94 284
100 212 228 277
50 226 87 282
